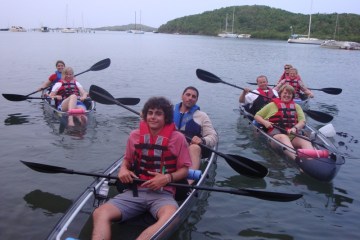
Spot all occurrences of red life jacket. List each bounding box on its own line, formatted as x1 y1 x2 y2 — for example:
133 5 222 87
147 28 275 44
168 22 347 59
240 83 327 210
257 87 275 103
134 121 178 181
269 98 298 131
283 78 302 98
57 79 80 98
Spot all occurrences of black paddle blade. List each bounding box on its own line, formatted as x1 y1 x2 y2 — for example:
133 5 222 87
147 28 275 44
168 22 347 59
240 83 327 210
226 154 268 178
320 88 342 95
2 94 28 101
89 85 116 104
21 160 71 174
90 58 111 72
237 188 303 202
115 98 140 105
196 69 222 83
304 110 333 123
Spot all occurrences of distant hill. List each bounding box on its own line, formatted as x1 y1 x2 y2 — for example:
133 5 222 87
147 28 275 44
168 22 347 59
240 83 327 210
94 24 157 32
157 5 360 41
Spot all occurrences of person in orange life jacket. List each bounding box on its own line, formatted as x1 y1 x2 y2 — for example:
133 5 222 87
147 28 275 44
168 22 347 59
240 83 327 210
274 68 314 99
254 85 314 160
277 64 297 84
239 75 278 116
92 97 191 240
38 60 65 93
49 67 88 127
174 86 218 179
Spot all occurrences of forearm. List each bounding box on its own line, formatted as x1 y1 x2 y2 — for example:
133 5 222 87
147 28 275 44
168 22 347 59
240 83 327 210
170 167 188 182
239 91 246 103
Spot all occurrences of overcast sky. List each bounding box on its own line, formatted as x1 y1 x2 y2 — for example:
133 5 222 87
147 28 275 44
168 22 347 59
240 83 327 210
1 0 359 29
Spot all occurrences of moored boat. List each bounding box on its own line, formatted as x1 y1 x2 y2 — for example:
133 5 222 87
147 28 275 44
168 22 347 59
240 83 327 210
239 106 344 182
46 145 218 239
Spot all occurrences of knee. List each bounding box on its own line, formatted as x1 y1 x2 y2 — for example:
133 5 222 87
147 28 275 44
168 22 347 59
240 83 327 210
93 207 104 221
93 205 111 222
69 94 78 100
189 144 201 152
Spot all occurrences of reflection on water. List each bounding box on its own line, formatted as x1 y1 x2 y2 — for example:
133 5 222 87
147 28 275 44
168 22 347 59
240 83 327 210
239 228 293 240
293 174 353 212
315 102 339 115
4 113 31 125
23 189 72 216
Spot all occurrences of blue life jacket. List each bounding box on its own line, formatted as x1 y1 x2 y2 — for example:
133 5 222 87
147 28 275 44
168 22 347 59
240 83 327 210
173 103 202 139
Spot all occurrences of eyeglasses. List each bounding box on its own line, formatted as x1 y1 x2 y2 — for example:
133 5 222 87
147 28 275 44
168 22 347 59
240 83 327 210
284 67 290 70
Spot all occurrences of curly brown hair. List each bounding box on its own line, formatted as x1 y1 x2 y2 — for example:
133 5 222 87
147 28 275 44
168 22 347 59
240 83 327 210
142 97 174 124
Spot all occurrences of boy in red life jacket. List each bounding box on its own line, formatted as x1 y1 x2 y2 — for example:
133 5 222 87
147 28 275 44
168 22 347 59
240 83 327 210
92 97 191 240
49 67 88 126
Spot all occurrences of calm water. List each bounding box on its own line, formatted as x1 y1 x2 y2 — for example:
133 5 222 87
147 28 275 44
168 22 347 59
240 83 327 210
1 31 360 240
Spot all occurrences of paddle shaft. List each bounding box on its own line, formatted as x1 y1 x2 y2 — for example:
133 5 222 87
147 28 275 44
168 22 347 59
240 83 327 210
272 125 329 149
246 82 341 95
20 161 301 202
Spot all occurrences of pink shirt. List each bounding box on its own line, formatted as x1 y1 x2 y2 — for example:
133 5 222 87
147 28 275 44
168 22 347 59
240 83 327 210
124 129 192 194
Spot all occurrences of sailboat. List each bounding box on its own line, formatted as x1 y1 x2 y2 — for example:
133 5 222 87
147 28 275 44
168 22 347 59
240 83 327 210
218 8 237 38
61 4 76 33
321 14 360 50
132 11 144 34
287 1 323 44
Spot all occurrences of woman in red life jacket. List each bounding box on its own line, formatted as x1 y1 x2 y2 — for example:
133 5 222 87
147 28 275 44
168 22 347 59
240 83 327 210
38 60 65 92
49 67 88 126
92 97 191 240
254 85 314 160
277 64 293 83
274 68 314 99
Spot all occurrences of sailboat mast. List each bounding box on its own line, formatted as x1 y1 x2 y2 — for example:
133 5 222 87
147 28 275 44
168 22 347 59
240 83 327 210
231 7 235 33
333 14 339 40
307 0 313 39
225 14 228 32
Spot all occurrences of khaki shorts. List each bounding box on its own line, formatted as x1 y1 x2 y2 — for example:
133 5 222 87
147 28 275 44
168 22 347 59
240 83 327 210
108 188 178 222
268 128 296 141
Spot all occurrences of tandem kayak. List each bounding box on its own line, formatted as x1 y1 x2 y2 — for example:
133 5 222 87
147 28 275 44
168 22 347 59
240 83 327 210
41 91 96 132
239 106 345 182
46 145 218 240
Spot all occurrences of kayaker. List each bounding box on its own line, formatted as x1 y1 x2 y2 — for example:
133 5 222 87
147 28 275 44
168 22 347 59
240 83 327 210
92 96 192 240
49 66 88 127
239 75 278 115
38 60 65 93
277 63 296 83
173 86 218 182
274 68 314 99
254 85 314 160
